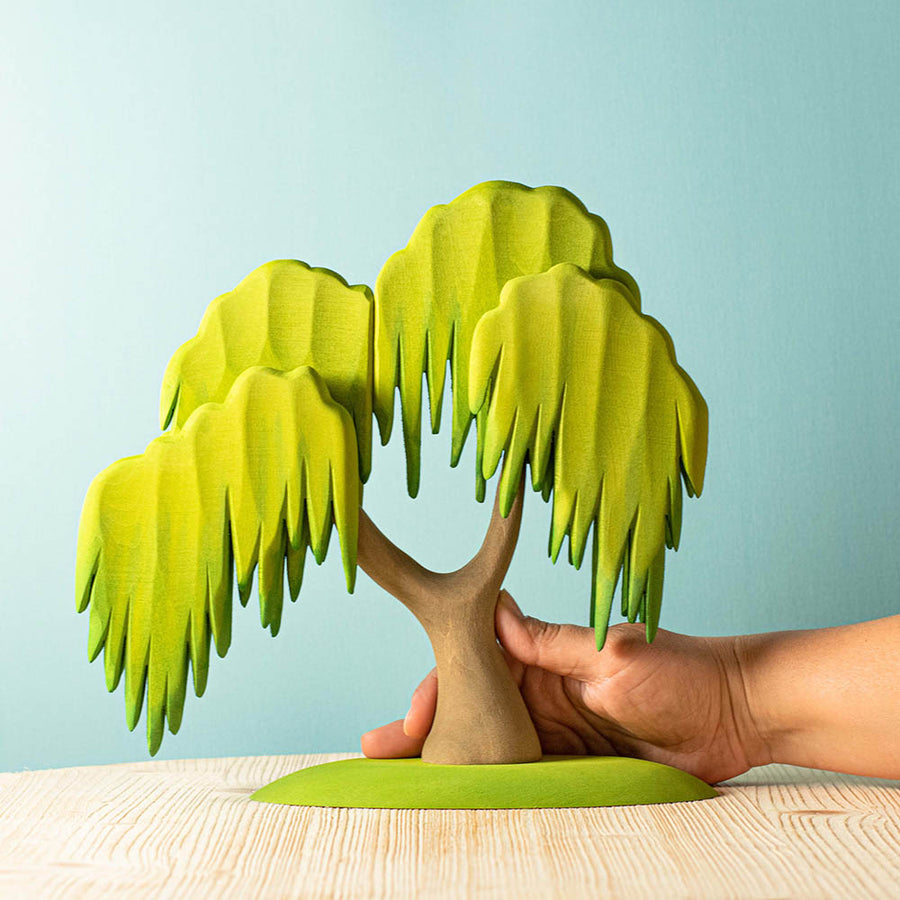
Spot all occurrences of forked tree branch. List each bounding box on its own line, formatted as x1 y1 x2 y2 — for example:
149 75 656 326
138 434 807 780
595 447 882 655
356 476 525 620
356 476 541 764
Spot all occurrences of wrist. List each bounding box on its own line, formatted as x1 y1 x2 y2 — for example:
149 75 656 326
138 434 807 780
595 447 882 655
728 633 779 769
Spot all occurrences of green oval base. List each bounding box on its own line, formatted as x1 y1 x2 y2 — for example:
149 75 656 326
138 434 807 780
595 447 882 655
250 755 718 809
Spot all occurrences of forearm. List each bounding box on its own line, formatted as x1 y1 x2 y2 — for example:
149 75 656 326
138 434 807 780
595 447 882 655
735 616 900 779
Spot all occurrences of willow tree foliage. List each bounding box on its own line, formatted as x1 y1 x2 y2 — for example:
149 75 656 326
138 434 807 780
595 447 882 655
77 181 707 755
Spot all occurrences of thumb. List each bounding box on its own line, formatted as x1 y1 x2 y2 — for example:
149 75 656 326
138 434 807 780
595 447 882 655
495 591 601 681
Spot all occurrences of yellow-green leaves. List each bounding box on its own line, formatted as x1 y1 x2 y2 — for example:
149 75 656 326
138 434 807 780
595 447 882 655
374 181 638 498
470 264 708 648
160 260 374 481
76 366 361 755
77 183 710 762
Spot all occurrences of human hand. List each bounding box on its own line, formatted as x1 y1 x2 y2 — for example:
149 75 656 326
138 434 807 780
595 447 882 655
362 591 769 783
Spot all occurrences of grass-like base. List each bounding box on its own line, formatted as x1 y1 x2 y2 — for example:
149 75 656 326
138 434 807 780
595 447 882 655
250 755 718 809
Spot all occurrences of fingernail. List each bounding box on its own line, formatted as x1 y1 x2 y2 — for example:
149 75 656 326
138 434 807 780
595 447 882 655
402 708 413 736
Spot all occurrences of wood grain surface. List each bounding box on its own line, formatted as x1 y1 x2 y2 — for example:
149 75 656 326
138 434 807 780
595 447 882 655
1 755 898 899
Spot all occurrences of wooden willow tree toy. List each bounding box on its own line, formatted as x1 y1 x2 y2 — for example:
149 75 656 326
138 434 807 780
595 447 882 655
77 182 713 809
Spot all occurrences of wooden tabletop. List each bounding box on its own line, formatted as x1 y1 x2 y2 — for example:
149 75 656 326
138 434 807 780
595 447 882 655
1 754 898 899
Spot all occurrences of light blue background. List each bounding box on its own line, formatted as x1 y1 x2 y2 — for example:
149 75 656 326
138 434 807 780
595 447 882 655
1 1 898 773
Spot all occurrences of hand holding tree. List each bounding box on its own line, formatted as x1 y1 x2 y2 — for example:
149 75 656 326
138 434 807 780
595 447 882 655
365 595 900 782
364 592 763 784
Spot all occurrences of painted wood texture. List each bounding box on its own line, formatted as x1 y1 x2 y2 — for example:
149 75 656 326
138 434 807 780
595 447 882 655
76 182 710 763
470 264 708 647
374 180 640 498
355 484 541 765
2 756 898 899
76 367 361 756
159 260 374 481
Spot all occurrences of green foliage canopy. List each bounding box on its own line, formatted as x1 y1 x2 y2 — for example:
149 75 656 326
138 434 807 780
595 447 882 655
374 181 639 498
77 366 360 753
470 264 708 646
76 181 708 752
160 260 374 481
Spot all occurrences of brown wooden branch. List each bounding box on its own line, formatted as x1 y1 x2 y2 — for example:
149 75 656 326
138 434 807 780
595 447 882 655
356 475 524 622
355 478 541 765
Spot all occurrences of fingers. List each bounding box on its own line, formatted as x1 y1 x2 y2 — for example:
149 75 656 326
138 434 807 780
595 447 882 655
495 590 603 681
364 589 604 760
360 667 437 759
403 667 438 738
361 719 426 758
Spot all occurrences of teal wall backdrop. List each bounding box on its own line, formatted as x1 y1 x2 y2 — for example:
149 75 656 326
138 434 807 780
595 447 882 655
1 1 898 772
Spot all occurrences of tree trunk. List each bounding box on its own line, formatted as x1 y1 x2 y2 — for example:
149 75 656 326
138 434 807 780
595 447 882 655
356 481 542 765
